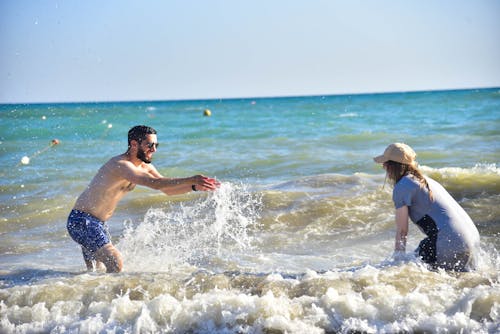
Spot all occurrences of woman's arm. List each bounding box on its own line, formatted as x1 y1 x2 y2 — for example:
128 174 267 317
394 205 409 252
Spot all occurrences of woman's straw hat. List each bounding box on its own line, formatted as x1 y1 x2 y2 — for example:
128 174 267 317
373 143 416 165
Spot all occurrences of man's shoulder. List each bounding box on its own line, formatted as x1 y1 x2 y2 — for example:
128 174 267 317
106 154 156 172
107 154 132 166
99 155 133 176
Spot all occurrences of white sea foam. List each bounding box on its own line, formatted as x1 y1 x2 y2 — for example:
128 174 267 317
1 261 498 333
421 163 499 176
339 112 359 118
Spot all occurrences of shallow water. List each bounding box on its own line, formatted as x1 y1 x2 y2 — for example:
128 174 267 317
1 89 499 333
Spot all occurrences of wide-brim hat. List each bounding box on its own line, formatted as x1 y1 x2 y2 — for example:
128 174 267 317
373 143 416 165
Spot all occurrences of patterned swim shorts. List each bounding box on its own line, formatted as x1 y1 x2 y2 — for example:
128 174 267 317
67 209 111 261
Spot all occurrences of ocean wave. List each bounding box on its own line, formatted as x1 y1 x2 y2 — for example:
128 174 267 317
421 163 499 176
0 261 498 334
420 163 500 197
338 112 358 118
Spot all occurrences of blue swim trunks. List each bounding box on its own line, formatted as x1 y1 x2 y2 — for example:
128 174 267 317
67 209 111 261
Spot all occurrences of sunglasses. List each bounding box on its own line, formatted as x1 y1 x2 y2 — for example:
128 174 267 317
144 142 159 149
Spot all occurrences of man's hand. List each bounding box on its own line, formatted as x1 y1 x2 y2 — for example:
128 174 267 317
192 175 220 191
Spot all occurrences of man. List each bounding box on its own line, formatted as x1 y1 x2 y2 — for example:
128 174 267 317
67 125 220 273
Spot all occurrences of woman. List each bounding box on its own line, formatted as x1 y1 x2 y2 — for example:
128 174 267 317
374 143 480 271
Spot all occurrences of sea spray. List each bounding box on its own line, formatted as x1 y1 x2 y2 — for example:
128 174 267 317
118 182 262 271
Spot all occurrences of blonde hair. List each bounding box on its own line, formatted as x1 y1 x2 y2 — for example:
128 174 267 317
384 160 433 201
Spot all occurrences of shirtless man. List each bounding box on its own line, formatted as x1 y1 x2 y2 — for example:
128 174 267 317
67 125 220 273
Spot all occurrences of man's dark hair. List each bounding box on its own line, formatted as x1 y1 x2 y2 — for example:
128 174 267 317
128 125 157 147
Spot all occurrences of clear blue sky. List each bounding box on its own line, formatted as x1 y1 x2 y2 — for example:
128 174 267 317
1 0 499 103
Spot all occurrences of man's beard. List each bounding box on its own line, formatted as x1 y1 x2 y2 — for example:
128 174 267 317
137 148 152 164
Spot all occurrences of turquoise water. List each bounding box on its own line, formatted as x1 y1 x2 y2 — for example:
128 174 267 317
0 88 499 333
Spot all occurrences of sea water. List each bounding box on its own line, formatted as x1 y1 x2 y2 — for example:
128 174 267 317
0 89 499 333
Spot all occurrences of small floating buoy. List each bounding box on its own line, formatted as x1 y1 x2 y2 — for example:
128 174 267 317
203 109 211 117
21 156 30 165
18 139 60 167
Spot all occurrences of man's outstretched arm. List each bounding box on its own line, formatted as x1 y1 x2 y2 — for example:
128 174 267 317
116 160 220 195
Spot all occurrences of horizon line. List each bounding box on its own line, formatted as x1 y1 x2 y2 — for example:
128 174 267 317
1 86 499 106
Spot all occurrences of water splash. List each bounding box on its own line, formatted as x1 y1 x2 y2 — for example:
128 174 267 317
118 182 262 272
